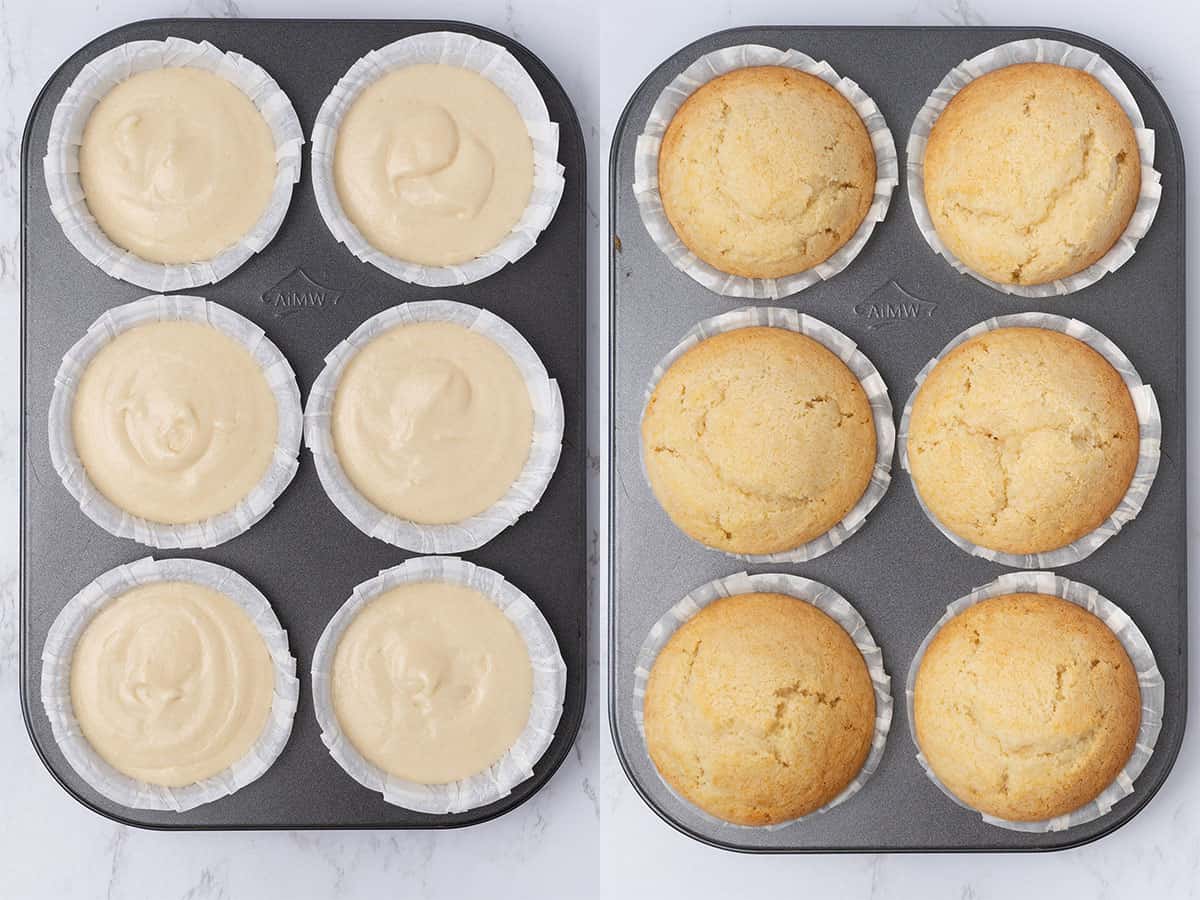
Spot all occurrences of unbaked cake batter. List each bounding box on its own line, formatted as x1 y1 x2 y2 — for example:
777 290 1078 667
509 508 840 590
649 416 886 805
332 64 534 266
331 321 533 525
71 320 278 525
79 67 277 265
70 580 275 787
331 580 533 784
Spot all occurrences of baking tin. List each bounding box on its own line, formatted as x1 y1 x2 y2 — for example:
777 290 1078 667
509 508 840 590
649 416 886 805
22 17 586 830
610 26 1185 853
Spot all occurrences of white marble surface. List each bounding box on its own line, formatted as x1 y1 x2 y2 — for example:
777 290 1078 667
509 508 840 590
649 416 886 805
3 0 1199 897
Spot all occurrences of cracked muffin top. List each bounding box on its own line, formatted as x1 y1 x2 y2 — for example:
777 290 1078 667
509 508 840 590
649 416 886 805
907 327 1139 556
923 62 1141 286
641 326 876 555
657 65 876 280
913 593 1141 822
643 592 876 825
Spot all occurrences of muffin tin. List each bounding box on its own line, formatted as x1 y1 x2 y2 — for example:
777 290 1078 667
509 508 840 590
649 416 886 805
20 17 586 829
609 25 1186 852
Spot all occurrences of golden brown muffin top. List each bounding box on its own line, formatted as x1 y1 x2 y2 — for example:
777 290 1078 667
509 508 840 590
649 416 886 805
923 63 1140 286
907 327 1139 555
644 592 876 825
642 326 876 555
658 66 876 279
914 593 1141 822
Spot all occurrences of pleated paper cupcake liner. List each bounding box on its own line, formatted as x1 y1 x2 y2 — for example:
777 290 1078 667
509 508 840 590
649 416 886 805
43 37 303 291
48 295 303 549
311 30 565 287
907 38 1163 297
41 556 299 812
304 299 564 553
898 312 1160 568
633 571 892 831
906 570 1164 833
633 44 898 299
311 556 566 814
641 306 894 563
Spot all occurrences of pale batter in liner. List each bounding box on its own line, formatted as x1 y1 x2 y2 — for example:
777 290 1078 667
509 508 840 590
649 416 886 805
304 299 564 554
310 556 567 814
44 38 304 291
333 64 534 267
331 321 534 526
49 295 303 549
71 319 278 525
41 556 299 812
310 31 564 287
331 580 534 784
70 580 276 787
79 66 277 265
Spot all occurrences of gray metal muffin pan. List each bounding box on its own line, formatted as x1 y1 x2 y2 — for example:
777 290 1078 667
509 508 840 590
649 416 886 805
609 26 1186 853
20 17 587 830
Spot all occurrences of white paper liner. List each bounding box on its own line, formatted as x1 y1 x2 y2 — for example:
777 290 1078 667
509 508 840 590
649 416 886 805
905 570 1164 832
641 307 894 562
310 31 565 287
48 295 303 549
633 44 898 300
40 556 299 812
304 299 564 553
898 312 1161 568
632 571 892 830
43 38 304 291
907 38 1163 297
311 555 566 814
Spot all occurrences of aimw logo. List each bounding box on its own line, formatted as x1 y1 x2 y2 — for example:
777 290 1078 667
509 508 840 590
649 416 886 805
260 269 343 318
854 281 937 329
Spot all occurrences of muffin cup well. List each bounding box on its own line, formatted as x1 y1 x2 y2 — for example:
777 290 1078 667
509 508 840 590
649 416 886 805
48 295 303 549
633 571 893 831
303 299 564 553
906 570 1164 833
311 556 566 814
310 31 565 287
633 44 898 300
898 312 1161 568
907 38 1163 298
43 38 303 292
40 557 299 812
641 306 894 563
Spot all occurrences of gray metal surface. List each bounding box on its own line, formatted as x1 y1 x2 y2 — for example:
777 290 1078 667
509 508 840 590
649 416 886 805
609 25 1186 852
21 17 587 830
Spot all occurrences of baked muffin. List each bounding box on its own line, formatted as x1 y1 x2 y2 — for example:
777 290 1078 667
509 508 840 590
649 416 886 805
907 327 1139 555
658 66 876 279
923 63 1140 286
643 592 876 825
914 593 1141 821
642 326 876 555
